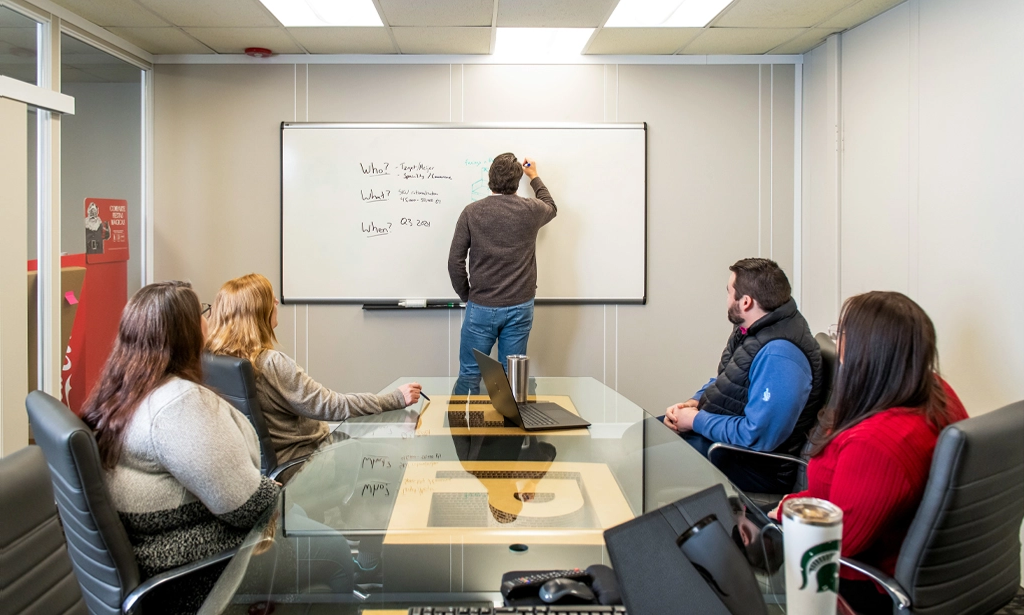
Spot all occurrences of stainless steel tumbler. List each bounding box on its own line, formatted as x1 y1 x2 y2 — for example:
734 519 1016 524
507 355 529 403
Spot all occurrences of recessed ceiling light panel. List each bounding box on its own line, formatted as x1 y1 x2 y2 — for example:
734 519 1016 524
259 0 383 27
605 0 733 28
493 28 595 60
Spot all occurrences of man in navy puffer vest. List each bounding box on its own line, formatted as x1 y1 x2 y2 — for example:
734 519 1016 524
664 258 824 493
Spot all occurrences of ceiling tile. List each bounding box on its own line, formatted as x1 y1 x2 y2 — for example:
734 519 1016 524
819 0 908 29
46 0 168 27
767 27 841 53
61 34 117 57
0 6 39 27
0 62 34 82
137 0 277 28
392 27 491 54
63 64 142 82
0 27 37 50
183 27 304 54
715 0 859 28
379 0 493 27
679 27 806 54
497 0 619 27
61 66 106 82
586 28 702 55
288 27 395 54
107 27 215 54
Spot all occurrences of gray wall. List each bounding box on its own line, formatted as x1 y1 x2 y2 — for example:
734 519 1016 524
801 0 1024 416
62 81 144 295
153 62 797 416
800 0 1024 579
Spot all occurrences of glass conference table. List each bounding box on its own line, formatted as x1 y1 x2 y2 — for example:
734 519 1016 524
200 377 786 614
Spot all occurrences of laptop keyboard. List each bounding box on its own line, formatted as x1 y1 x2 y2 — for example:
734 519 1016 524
447 411 505 428
408 607 627 614
447 399 492 405
518 404 557 427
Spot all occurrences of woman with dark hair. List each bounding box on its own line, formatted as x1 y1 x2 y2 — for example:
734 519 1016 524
81 281 279 614
770 291 967 613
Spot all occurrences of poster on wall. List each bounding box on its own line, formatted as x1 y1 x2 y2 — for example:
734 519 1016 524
84 198 129 264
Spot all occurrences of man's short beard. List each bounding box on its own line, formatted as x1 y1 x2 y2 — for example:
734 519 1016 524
727 302 744 325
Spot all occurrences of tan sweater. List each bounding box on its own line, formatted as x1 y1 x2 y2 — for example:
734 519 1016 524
253 349 407 463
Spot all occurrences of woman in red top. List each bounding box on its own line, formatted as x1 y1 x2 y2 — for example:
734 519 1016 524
771 291 968 614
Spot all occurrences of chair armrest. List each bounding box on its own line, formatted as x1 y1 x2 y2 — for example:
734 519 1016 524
122 547 239 614
268 454 311 481
707 442 809 467
839 556 911 611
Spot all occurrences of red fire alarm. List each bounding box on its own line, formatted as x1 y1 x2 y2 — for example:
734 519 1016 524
245 47 273 58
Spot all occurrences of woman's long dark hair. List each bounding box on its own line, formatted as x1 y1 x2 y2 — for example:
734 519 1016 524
81 281 205 469
810 291 953 456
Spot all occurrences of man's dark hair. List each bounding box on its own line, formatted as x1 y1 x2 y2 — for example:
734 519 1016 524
729 258 791 311
488 152 523 195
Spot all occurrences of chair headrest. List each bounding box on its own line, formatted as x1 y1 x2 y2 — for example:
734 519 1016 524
895 400 1024 612
814 332 837 375
202 353 258 400
24 390 140 612
201 353 278 475
0 446 55 544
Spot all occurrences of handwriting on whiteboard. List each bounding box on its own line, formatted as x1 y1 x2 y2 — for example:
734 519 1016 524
355 161 448 239
361 189 390 203
361 221 392 238
359 162 389 176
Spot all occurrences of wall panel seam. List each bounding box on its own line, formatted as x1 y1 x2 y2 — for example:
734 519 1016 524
793 63 803 306
907 0 921 298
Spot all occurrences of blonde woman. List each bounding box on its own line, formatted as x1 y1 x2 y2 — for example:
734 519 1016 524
206 273 421 465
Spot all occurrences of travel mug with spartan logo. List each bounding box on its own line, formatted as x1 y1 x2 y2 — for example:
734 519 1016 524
782 497 844 615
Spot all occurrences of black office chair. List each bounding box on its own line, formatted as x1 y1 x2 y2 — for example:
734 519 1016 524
202 353 310 481
840 399 1024 614
0 445 88 615
25 390 238 615
707 332 838 502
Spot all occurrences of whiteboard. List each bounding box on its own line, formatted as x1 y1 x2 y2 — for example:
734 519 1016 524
281 123 646 304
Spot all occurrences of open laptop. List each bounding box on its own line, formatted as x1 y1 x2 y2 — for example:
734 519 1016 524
472 349 591 431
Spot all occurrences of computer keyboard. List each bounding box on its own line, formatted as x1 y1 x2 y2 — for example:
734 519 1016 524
518 405 557 426
407 607 627 614
447 411 505 428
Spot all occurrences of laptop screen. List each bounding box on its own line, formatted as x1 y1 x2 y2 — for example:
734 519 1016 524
472 349 522 423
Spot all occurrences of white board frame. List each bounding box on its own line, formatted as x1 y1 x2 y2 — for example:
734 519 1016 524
280 122 647 305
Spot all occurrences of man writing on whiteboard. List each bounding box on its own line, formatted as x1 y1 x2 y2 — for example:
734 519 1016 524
448 153 557 395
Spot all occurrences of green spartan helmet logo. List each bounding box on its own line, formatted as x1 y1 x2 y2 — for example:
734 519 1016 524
799 539 840 594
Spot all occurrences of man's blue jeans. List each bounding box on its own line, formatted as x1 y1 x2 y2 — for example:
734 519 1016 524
453 299 535 395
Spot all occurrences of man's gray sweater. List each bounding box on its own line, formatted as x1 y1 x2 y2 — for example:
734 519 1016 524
447 177 557 307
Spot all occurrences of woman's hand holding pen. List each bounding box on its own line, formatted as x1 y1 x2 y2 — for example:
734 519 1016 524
399 382 422 406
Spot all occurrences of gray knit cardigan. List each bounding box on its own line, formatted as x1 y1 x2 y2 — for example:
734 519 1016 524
104 377 279 578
